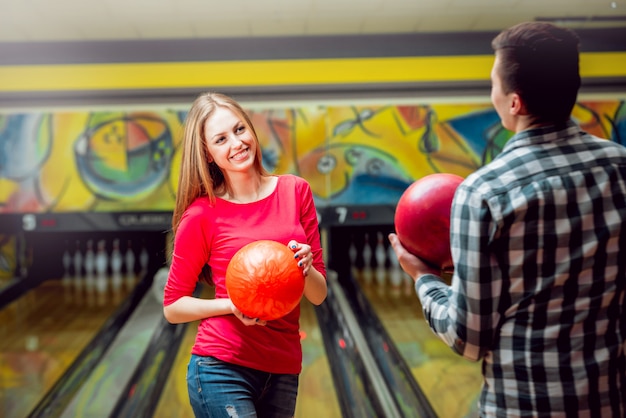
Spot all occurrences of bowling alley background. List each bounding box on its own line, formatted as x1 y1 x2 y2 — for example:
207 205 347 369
0 28 625 418
1 27 625 287
1 98 625 278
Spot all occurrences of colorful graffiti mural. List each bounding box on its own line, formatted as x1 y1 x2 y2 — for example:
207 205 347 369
1 100 624 214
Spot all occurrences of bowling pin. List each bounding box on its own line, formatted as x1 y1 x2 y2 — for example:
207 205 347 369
374 232 387 287
361 233 373 284
124 240 137 290
348 237 358 278
62 242 72 281
362 233 372 267
375 232 387 268
95 239 108 277
349 237 357 263
111 239 123 276
94 239 109 305
125 240 135 275
139 243 149 274
84 239 95 278
348 239 357 266
73 240 83 278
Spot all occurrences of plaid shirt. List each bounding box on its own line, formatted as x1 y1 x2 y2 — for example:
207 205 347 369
416 120 626 417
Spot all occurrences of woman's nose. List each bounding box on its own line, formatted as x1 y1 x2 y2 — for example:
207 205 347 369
231 136 243 147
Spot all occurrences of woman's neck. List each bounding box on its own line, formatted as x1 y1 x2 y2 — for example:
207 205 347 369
224 173 269 203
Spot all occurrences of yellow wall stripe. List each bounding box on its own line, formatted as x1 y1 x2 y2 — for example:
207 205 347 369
0 52 624 92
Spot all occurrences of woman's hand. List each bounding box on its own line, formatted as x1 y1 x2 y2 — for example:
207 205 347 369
288 240 313 276
230 301 267 326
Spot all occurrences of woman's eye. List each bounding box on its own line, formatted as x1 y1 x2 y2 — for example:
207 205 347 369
215 136 225 144
236 125 245 133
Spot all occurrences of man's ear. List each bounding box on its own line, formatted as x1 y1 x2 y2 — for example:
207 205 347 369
510 92 527 116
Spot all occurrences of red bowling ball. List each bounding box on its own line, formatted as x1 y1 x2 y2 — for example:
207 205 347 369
226 240 304 321
394 173 464 270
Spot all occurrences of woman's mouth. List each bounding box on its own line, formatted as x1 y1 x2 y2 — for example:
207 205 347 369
230 148 249 161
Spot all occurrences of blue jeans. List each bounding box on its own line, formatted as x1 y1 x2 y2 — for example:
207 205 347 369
187 354 299 418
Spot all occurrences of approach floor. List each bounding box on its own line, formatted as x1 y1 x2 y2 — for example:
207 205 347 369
355 268 483 418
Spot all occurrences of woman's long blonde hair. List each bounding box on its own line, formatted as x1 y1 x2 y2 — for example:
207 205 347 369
172 92 268 234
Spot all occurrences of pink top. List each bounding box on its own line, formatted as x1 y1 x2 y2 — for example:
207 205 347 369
164 174 326 374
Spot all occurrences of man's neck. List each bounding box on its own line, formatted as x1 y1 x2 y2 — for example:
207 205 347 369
514 115 558 133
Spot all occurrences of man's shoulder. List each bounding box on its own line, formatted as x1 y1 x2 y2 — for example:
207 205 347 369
464 157 510 188
583 131 626 155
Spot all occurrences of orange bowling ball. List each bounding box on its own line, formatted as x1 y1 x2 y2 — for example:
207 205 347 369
394 173 464 270
226 240 304 321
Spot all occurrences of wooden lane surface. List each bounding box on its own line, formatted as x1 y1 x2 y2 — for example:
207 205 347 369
0 274 137 418
296 298 342 418
153 296 342 418
356 272 483 418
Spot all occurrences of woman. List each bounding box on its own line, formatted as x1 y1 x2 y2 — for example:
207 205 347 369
163 92 327 418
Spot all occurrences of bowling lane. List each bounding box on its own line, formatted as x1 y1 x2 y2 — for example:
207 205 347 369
328 225 482 418
354 268 483 418
297 297 345 417
152 296 343 418
0 274 140 418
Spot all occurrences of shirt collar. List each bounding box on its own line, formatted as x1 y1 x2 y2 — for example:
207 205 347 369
502 120 580 153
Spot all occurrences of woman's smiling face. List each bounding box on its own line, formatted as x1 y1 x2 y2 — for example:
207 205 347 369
204 106 257 173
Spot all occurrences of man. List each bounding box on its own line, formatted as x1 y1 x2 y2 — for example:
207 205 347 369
389 22 626 417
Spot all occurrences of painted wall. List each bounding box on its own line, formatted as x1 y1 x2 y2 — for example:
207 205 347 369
0 98 625 279
1 99 625 215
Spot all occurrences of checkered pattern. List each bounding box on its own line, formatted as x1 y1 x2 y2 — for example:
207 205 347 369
416 120 626 417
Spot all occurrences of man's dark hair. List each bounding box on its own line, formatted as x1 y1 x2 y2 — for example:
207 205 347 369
491 22 581 124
